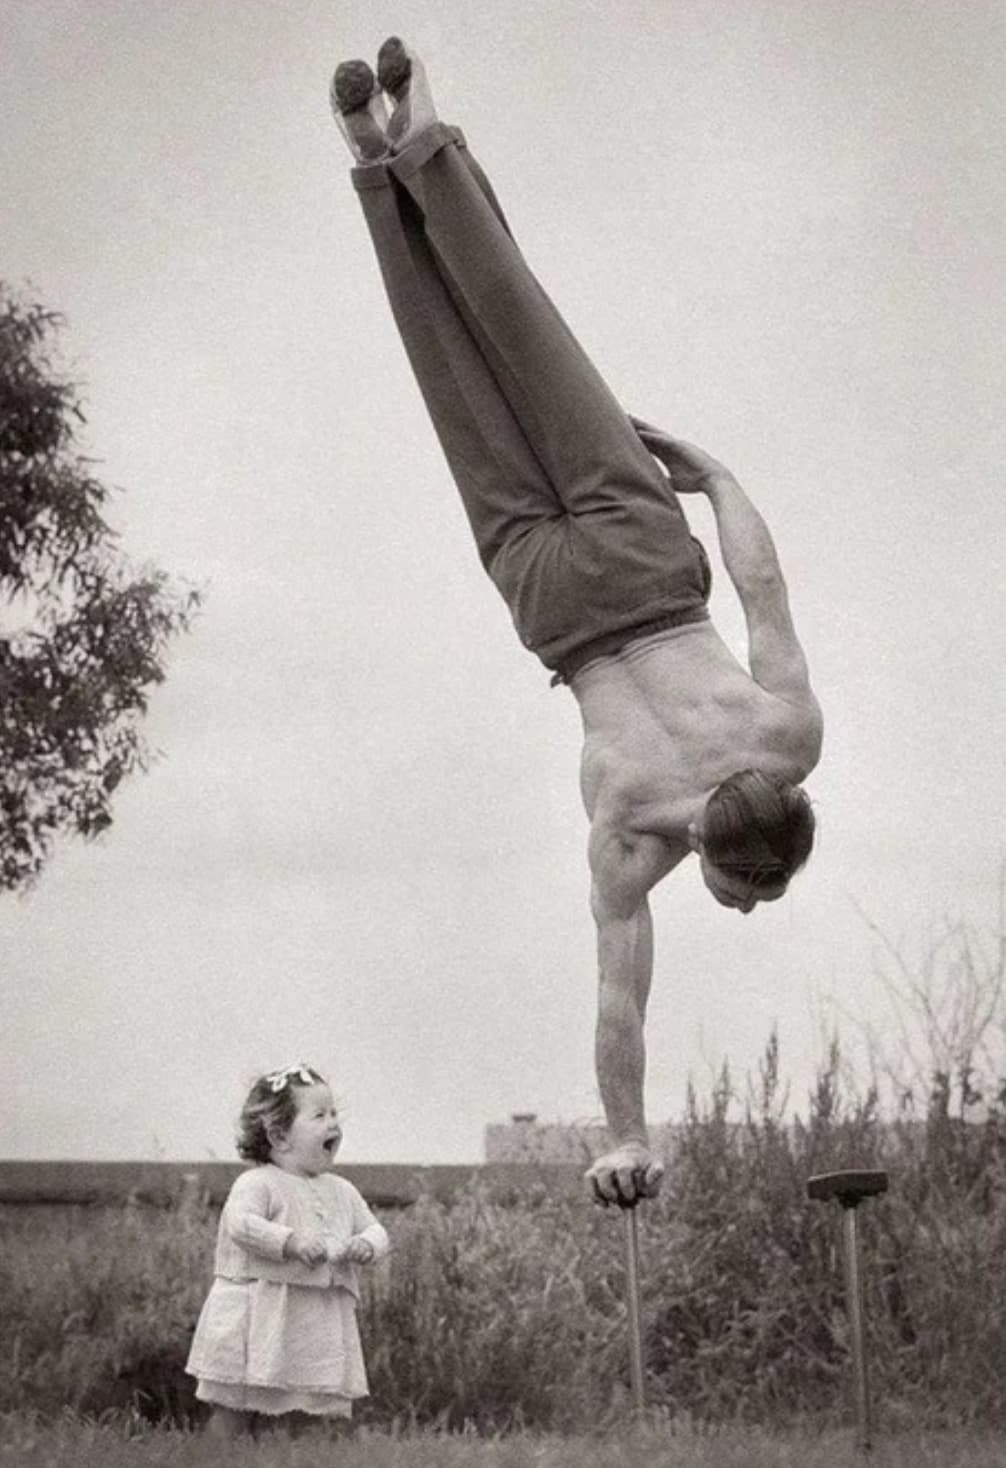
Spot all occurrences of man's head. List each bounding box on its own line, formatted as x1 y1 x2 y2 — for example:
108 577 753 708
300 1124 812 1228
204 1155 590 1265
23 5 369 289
689 770 815 914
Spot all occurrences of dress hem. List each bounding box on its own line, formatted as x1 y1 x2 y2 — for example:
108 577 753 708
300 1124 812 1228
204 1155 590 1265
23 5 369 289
194 1378 361 1417
189 1370 366 1398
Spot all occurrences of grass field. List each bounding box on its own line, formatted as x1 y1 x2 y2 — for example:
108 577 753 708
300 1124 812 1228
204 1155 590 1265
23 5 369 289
4 1026 1005 1450
3 1415 1006 1468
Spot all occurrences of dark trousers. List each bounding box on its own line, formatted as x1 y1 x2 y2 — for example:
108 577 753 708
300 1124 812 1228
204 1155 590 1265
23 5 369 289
351 123 710 682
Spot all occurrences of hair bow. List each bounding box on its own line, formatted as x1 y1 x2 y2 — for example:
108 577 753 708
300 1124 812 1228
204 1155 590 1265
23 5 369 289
265 1064 316 1093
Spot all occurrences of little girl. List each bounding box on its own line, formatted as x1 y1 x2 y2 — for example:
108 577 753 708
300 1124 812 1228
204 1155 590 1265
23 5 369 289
186 1063 389 1436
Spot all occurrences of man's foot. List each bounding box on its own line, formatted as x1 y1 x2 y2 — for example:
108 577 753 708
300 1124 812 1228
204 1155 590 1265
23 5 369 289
330 59 389 163
376 36 439 149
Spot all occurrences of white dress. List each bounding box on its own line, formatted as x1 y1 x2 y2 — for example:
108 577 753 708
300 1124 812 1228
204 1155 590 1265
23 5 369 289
186 1167 388 1417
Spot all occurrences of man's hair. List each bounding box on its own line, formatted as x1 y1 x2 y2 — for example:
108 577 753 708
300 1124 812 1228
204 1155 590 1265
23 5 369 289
702 770 815 888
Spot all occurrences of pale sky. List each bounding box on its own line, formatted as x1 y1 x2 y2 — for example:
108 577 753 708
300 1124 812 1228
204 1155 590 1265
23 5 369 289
2 0 1004 1165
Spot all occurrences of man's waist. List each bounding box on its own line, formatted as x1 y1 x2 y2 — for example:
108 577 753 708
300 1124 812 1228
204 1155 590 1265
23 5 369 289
552 607 711 687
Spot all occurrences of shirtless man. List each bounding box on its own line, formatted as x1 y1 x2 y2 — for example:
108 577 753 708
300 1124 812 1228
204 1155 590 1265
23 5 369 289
331 40 823 1207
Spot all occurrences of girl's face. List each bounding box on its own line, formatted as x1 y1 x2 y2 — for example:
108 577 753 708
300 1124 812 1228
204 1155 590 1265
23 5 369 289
270 1082 342 1176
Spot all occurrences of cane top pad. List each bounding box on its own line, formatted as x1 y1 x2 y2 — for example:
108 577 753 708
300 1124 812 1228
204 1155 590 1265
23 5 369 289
806 1169 889 1207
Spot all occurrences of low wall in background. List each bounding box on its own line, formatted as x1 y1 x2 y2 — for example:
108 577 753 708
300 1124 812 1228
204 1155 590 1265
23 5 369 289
0 1159 584 1209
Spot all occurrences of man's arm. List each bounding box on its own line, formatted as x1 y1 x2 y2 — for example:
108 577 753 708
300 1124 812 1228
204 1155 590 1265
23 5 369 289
584 823 679 1205
631 421 817 708
703 476 816 706
592 880 652 1148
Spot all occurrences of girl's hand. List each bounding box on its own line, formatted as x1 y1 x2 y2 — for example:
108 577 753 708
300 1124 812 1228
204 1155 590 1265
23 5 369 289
285 1230 328 1265
334 1236 376 1265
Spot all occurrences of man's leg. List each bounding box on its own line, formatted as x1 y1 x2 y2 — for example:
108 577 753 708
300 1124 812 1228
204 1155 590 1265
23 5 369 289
339 48 707 667
352 154 562 578
383 125 675 525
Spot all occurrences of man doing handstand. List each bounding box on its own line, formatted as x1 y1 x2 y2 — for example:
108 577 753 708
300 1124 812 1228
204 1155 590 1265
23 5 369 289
330 40 823 1207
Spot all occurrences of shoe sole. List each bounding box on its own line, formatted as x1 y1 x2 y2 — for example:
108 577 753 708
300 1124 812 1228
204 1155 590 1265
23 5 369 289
332 59 377 113
376 36 411 98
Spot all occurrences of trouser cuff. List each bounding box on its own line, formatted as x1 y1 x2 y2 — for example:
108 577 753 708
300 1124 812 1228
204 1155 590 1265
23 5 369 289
351 124 466 191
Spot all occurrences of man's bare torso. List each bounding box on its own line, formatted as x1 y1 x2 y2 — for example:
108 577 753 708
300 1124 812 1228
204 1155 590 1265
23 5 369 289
572 621 820 891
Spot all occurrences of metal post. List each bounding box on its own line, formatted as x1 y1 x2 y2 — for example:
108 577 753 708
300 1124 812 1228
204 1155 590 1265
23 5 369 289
623 1205 645 1417
807 1170 889 1457
841 1204 872 1453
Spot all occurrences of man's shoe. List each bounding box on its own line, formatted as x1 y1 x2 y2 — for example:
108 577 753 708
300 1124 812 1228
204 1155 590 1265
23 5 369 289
376 37 438 149
330 59 389 163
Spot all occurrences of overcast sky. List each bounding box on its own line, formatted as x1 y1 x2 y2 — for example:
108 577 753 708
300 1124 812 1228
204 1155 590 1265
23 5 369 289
2 0 1004 1165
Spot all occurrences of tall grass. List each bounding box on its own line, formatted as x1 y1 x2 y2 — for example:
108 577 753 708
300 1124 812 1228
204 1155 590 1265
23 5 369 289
3 1028 1005 1434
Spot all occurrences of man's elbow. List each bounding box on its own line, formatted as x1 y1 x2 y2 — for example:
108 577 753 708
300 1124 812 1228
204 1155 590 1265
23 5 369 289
803 698 824 770
590 865 649 926
741 562 788 607
591 878 627 927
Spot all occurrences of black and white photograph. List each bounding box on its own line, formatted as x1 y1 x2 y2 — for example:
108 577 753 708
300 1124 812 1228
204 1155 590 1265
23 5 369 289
2 2 1004 1463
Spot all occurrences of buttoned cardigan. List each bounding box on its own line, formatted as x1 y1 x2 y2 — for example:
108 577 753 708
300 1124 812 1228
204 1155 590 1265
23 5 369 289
211 1163 389 1299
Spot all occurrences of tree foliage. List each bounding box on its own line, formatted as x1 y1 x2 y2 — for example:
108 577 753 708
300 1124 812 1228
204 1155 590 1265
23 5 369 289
0 284 198 890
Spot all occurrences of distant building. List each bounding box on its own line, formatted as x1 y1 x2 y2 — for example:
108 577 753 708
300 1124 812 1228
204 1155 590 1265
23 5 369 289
484 1112 682 1164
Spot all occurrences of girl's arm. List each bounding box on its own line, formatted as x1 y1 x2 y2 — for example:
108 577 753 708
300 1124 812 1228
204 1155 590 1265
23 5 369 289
352 1188 390 1260
354 1219 390 1261
330 1185 391 1263
222 1170 293 1261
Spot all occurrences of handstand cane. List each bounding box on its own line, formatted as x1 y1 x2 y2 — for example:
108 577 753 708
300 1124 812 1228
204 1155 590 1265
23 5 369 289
619 1197 646 1417
807 1170 889 1454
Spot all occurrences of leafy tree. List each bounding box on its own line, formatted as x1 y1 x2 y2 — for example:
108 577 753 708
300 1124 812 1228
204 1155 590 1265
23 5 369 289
0 284 198 890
